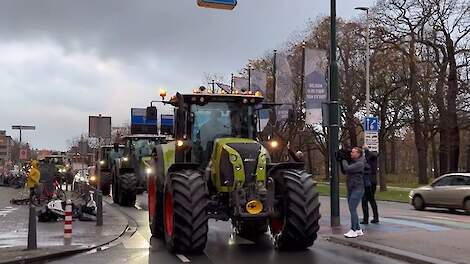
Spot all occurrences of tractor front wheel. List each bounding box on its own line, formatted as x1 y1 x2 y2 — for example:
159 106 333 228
163 170 208 253
118 173 137 207
271 169 321 250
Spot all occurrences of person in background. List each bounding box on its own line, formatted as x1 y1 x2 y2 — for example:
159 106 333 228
361 146 379 224
341 147 366 238
27 160 41 200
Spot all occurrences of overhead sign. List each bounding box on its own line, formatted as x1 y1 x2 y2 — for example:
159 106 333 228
131 108 158 134
364 117 379 131
12 125 36 130
89 116 112 138
160 114 174 135
197 0 237 10
364 131 379 152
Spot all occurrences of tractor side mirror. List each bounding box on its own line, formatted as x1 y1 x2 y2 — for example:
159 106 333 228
146 106 158 122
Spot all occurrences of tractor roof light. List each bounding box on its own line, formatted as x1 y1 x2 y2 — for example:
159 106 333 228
159 89 167 100
255 91 262 97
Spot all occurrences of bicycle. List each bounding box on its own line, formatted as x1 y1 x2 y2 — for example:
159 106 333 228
31 178 66 207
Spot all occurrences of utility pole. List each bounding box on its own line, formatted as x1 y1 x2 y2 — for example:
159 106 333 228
301 42 306 111
230 73 234 93
272 50 277 103
355 6 370 117
329 0 340 227
248 66 251 92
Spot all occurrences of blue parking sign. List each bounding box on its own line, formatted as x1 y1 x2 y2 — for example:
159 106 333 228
364 117 379 131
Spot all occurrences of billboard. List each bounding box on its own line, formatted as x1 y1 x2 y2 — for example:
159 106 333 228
160 114 174 135
89 116 111 138
304 48 328 124
275 53 295 121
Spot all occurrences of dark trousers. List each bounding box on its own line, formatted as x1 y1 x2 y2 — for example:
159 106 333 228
362 183 379 222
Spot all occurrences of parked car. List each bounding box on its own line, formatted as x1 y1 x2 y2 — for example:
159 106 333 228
409 173 470 214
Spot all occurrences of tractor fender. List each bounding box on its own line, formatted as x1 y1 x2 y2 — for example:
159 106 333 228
267 162 305 177
167 163 200 174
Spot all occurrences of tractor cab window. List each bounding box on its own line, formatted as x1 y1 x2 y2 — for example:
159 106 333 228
132 138 158 157
191 102 256 164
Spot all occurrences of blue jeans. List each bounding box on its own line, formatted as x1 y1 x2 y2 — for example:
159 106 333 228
348 189 365 231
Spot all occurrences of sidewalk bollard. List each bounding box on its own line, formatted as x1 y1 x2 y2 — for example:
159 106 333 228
27 200 37 250
64 199 72 239
96 190 103 226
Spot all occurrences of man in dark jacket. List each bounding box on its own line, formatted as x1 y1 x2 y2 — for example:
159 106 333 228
361 147 379 224
341 147 365 238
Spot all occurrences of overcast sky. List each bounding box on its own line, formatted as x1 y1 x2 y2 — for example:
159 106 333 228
0 0 374 150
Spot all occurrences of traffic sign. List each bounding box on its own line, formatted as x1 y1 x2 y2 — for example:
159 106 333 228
364 131 379 152
363 117 379 131
197 0 237 10
19 148 28 161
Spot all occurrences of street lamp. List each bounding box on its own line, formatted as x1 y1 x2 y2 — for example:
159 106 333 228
355 6 370 117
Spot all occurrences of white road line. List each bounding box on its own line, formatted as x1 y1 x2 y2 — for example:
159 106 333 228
134 204 142 210
176 254 191 263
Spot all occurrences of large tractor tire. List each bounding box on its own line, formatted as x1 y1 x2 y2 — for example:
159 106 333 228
101 182 111 196
149 176 164 238
235 219 269 238
118 173 137 207
163 170 208 254
270 169 320 250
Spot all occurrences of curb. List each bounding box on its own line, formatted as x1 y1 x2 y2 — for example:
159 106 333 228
1 201 129 264
325 236 457 264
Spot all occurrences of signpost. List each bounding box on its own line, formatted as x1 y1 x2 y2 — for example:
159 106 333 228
364 117 379 152
88 114 111 227
197 0 237 10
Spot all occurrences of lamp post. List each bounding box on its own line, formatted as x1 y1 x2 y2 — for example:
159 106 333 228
329 0 340 227
355 6 370 117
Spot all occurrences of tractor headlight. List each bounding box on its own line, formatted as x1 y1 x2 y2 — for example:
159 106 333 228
90 175 96 182
230 154 237 162
123 157 129 162
100 160 105 165
146 168 152 174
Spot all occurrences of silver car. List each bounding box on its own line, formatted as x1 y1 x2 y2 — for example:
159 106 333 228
409 173 470 214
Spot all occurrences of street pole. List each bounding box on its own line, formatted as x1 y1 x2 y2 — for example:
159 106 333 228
356 7 370 117
272 50 277 103
301 42 306 111
230 73 234 93
96 114 103 226
329 0 340 227
248 66 251 92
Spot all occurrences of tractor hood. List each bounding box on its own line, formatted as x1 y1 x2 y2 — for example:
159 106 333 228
210 138 269 192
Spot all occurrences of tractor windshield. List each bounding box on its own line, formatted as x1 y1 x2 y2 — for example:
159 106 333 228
191 101 256 164
131 138 159 157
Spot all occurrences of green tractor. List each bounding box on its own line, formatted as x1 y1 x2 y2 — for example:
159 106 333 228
43 155 72 184
147 91 320 253
112 135 167 206
95 144 125 195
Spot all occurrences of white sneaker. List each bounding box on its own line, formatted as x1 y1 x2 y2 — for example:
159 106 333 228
344 230 358 238
356 229 364 236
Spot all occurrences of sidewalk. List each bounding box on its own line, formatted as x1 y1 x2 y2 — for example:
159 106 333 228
0 186 129 264
318 196 470 264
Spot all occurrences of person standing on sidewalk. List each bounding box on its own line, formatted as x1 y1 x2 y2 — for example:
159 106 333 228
26 160 41 200
340 147 365 238
361 146 379 224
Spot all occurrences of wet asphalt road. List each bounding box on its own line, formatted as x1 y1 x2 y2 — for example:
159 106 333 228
46 194 405 264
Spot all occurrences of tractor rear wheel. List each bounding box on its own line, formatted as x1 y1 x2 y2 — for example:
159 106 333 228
163 170 208 253
235 219 268 238
118 173 137 207
149 179 164 238
270 169 320 250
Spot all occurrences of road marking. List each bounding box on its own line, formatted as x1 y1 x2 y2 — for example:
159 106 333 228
134 204 142 210
382 217 449 231
122 232 150 249
176 254 191 263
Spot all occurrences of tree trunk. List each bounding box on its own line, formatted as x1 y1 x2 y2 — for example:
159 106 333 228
409 38 428 185
467 145 470 172
379 106 387 191
391 136 397 174
431 134 439 179
445 34 460 172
